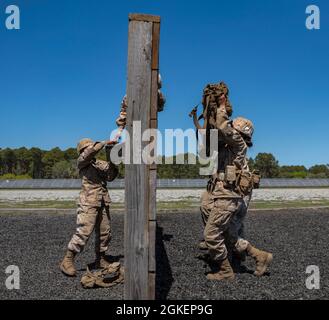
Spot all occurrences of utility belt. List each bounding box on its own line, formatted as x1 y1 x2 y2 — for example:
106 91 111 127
207 165 261 196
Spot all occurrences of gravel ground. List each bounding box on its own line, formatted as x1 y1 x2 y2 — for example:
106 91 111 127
0 208 328 300
1 188 329 203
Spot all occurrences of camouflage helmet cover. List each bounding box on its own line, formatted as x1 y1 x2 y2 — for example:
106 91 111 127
77 138 94 154
233 117 254 139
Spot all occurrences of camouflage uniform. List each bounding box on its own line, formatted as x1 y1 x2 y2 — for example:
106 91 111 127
116 75 165 129
203 110 251 262
200 180 252 257
116 96 128 128
68 142 118 255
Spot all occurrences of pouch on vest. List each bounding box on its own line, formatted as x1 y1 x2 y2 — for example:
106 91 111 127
237 170 253 196
252 170 261 189
225 165 236 184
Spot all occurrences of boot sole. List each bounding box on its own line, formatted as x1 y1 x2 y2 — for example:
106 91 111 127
255 253 273 277
207 274 236 281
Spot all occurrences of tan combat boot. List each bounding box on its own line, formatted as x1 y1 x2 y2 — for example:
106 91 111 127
246 244 273 277
60 250 77 277
207 258 235 281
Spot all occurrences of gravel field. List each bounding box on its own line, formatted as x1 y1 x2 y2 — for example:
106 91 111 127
0 208 328 300
1 188 329 203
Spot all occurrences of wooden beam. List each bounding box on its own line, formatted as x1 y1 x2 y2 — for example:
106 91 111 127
150 70 160 120
124 14 160 301
152 23 160 70
129 13 161 23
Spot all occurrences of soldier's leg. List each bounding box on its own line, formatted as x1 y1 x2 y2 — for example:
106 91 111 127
227 199 273 277
224 199 244 264
200 191 213 226
61 204 99 277
205 199 243 261
238 193 252 239
94 204 112 268
68 204 99 254
204 198 240 281
228 200 249 257
229 194 252 269
199 191 214 250
95 205 112 255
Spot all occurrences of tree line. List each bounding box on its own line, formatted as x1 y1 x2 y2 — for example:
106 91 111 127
0 148 328 180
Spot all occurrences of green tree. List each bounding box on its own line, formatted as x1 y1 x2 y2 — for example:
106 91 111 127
64 148 78 161
308 165 329 178
0 174 31 180
254 153 280 178
0 150 4 175
52 160 78 179
42 148 65 178
158 154 201 179
15 147 32 175
2 148 16 174
248 158 255 171
29 148 44 178
279 165 308 179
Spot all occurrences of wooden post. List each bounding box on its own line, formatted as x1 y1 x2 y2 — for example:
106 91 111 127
124 13 160 300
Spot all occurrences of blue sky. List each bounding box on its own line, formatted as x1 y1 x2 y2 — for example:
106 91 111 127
1 0 328 167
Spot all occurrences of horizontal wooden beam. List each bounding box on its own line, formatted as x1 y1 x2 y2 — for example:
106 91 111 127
129 13 161 23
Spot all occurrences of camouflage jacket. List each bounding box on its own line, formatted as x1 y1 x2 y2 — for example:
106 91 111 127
216 109 248 171
78 142 119 207
209 109 250 199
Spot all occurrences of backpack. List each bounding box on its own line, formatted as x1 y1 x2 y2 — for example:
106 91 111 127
201 82 231 128
200 82 232 157
81 262 124 289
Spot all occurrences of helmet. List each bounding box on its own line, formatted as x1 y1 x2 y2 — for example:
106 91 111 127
233 117 254 139
77 138 94 154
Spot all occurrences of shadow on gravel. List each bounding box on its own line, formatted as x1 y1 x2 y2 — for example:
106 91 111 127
156 225 174 300
195 252 256 276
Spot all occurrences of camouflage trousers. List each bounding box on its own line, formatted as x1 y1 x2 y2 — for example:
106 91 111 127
68 203 111 255
201 191 251 262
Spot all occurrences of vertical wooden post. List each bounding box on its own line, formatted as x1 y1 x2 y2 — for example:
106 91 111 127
125 13 160 300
